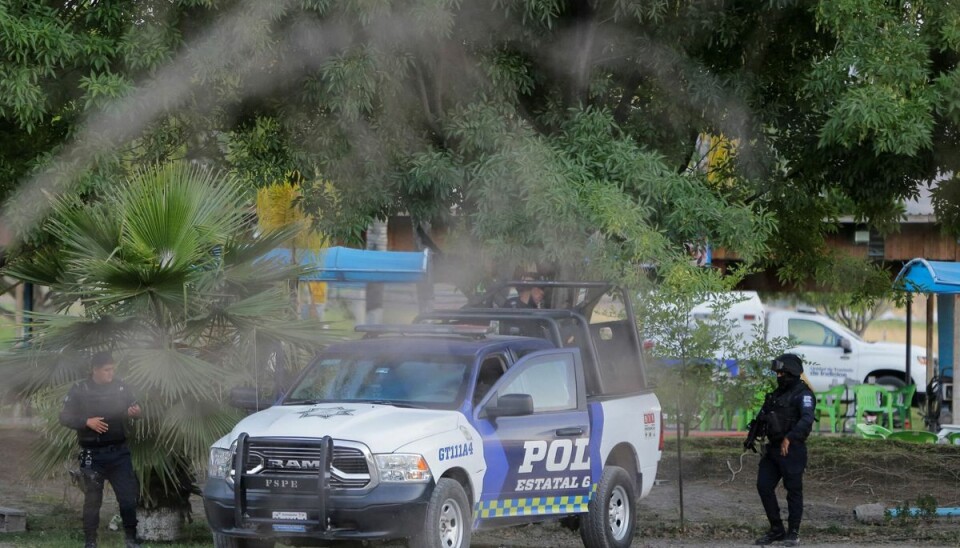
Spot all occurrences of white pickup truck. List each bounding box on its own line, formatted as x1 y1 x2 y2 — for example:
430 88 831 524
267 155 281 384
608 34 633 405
203 282 662 548
691 292 930 393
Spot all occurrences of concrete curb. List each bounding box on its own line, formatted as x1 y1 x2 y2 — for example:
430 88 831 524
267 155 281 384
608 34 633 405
854 503 887 524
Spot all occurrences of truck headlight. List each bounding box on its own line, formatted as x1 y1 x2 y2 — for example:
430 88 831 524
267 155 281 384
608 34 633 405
208 446 233 479
374 454 431 483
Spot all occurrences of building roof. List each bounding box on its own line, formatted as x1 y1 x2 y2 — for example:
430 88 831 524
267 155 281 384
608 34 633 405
838 175 949 224
904 182 935 219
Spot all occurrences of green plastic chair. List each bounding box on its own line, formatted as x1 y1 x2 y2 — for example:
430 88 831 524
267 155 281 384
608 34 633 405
699 389 727 431
890 384 916 428
854 384 895 428
732 404 761 432
945 432 960 445
887 430 937 443
856 423 892 439
814 384 846 433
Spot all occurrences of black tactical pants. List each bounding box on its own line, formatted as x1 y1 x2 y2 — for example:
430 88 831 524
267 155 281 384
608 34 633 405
79 444 139 541
756 440 807 532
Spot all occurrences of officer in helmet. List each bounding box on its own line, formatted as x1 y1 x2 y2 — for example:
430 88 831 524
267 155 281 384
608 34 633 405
754 353 815 547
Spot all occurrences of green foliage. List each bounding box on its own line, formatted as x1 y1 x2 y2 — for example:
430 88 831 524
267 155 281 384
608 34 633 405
4 0 960 293
0 0 760 291
916 494 940 519
886 494 939 524
0 162 334 508
221 116 302 190
639 267 792 435
932 176 960 238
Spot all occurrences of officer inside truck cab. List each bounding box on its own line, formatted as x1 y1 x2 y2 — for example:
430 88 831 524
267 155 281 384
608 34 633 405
754 353 815 547
504 273 544 309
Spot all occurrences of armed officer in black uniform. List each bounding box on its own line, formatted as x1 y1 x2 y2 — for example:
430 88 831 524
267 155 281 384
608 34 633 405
60 351 142 548
754 353 815 547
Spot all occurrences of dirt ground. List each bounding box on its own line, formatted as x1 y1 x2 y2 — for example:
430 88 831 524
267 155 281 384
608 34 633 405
3 424 960 547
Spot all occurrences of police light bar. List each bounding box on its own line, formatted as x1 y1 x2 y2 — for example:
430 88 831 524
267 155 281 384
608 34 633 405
355 324 494 338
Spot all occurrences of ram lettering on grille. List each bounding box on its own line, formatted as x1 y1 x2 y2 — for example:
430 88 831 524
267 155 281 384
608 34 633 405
243 441 371 489
267 459 321 469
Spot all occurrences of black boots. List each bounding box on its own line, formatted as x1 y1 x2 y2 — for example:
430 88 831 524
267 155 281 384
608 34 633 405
124 529 142 548
755 527 785 545
755 527 799 546
83 529 140 547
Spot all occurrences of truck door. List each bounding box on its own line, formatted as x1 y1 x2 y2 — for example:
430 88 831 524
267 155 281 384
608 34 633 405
471 348 593 527
787 318 856 391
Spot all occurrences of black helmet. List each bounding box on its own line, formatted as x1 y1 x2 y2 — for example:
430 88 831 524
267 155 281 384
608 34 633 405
771 353 803 376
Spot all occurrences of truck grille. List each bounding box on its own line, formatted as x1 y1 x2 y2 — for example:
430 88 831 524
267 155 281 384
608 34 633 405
242 439 373 489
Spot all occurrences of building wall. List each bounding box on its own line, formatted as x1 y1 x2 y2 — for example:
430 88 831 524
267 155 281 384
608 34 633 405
387 216 450 252
884 224 959 261
823 224 960 261
388 216 415 251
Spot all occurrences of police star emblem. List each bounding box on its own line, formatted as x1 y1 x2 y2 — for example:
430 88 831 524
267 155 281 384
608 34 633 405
298 406 356 419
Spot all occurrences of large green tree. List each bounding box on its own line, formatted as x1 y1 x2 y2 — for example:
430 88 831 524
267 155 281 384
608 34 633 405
3 1 959 291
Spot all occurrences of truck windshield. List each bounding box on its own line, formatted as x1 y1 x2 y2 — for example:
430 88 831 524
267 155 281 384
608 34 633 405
283 354 471 410
836 323 864 342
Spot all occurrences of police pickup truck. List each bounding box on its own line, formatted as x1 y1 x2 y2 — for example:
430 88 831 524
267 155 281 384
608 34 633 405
203 281 662 548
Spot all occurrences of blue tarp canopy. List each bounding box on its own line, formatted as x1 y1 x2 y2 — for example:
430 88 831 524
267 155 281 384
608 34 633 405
894 258 960 383
895 259 960 294
259 246 430 283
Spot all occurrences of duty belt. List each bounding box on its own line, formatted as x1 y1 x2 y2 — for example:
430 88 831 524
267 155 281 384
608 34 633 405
82 442 127 453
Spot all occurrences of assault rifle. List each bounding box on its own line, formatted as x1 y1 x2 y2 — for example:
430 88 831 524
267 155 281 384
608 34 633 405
743 392 775 453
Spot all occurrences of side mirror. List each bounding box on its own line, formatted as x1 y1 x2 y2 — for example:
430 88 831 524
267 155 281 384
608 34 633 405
486 393 534 418
229 387 274 412
839 337 852 354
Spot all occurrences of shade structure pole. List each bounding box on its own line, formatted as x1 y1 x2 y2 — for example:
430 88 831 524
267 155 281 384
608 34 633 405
927 295 936 390
906 293 912 392
954 295 960 425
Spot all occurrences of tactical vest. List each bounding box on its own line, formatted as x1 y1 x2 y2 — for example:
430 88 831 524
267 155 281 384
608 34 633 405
73 379 132 448
765 381 807 442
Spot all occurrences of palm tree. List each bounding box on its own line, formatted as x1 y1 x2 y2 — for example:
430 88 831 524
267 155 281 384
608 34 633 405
1 162 333 538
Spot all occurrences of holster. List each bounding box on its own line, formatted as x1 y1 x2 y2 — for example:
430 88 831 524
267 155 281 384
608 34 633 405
70 467 104 493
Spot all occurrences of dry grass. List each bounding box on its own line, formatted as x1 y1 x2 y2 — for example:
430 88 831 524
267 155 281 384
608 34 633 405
863 319 938 347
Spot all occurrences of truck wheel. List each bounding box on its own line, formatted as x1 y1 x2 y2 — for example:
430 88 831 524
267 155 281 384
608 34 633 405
876 375 906 390
409 477 471 548
580 466 636 548
212 532 275 548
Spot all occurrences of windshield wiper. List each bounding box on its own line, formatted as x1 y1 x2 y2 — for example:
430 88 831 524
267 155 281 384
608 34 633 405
282 398 322 406
366 400 419 409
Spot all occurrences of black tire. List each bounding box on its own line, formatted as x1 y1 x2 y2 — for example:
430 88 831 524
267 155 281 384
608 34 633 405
409 477 472 548
875 375 906 390
580 466 637 548
212 532 275 548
